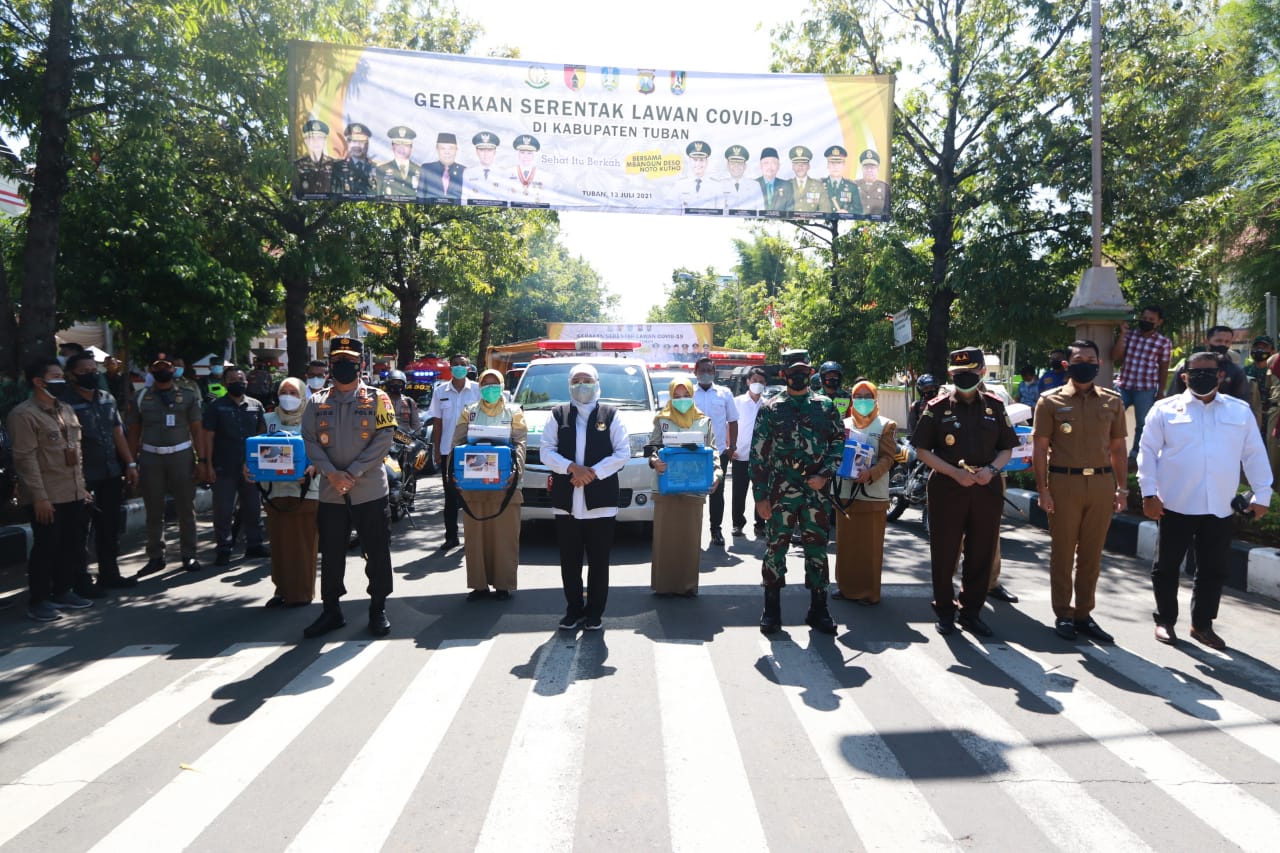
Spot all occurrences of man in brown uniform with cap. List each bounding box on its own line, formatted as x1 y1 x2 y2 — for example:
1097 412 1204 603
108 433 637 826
911 346 1017 637
1033 339 1128 643
301 337 398 638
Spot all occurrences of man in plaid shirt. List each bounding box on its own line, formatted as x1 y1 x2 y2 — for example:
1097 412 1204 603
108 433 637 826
1111 304 1172 459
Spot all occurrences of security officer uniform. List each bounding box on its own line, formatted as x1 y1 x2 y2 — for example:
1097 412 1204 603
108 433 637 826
301 337 397 637
376 125 421 199
331 122 377 197
853 149 891 216
1033 378 1126 633
294 118 334 197
750 361 844 633
128 356 203 573
822 145 863 215
202 387 268 563
788 146 833 214
911 347 1017 631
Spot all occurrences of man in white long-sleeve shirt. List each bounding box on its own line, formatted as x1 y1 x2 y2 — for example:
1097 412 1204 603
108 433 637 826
1138 351 1272 650
540 363 631 631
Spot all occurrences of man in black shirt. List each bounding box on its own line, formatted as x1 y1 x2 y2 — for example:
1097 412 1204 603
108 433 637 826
201 367 269 566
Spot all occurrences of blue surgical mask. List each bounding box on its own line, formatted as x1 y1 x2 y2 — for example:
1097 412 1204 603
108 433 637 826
451 365 468 380
210 366 224 378
173 366 184 378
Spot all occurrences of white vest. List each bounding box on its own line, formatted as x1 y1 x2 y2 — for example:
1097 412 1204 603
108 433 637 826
837 415 891 502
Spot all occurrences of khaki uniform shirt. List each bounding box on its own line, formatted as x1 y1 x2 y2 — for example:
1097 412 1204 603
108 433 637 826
7 396 86 505
1032 383 1126 468
301 383 397 505
128 385 202 448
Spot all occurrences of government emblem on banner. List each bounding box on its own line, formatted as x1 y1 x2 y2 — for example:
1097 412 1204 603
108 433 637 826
637 69 655 95
525 64 549 89
565 65 587 91
601 67 620 91
671 71 686 95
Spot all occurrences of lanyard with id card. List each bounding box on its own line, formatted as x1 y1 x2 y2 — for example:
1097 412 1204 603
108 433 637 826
165 413 176 427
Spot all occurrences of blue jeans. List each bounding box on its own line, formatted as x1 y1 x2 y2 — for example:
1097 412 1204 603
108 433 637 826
1119 387 1157 454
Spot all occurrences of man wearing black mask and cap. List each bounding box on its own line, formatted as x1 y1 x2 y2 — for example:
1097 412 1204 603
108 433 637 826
912 347 1018 637
1169 325 1250 402
1244 335 1277 446
201 367 269 567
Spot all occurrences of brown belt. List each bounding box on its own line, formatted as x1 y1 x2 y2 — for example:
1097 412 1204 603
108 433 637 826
1048 465 1112 476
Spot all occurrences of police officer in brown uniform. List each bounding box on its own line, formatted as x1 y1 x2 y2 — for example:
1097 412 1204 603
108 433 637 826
1032 339 1128 643
301 337 398 638
911 347 1017 636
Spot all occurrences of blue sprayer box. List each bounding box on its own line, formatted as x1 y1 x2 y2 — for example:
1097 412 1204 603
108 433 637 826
657 446 716 495
453 444 512 490
837 437 876 479
246 432 307 482
1002 425 1034 472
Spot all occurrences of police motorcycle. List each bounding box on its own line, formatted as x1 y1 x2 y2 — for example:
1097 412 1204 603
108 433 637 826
386 426 430 522
886 436 931 534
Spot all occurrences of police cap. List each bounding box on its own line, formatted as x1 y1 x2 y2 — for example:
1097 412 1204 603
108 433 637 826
1254 335 1274 347
472 131 500 149
725 144 749 162
789 146 812 162
330 337 363 357
436 132 457 145
387 125 417 144
513 134 540 151
686 140 711 158
302 119 329 138
824 144 848 160
947 347 984 372
345 122 371 140
150 353 174 368
859 149 881 165
759 147 780 160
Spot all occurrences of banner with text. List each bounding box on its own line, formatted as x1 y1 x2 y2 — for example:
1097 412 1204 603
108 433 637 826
289 42 894 221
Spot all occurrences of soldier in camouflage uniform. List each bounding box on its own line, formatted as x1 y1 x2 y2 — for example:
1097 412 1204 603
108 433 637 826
750 359 845 634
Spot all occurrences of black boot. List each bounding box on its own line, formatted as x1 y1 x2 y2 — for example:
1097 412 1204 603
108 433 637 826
759 586 782 635
303 603 346 638
805 588 837 635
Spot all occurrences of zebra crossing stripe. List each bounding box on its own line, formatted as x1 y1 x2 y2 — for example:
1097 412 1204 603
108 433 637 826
0 644 175 745
473 636 592 853
761 637 960 852
0 646 70 679
89 640 387 853
287 639 495 853
877 641 1154 852
654 639 768 853
1078 643 1280 766
0 642 278 849
970 638 1280 853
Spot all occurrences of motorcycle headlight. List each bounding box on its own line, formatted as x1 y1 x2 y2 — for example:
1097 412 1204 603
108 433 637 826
629 434 649 457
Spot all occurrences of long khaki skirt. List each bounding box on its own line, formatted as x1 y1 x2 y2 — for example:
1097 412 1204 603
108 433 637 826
460 488 522 591
264 496 318 604
834 499 888 603
652 493 705 595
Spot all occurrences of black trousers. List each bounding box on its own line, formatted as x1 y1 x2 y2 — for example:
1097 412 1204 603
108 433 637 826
86 476 125 579
441 455 460 539
556 514 615 620
927 475 1003 620
28 500 88 604
1152 509 1233 629
730 459 764 530
212 470 264 552
317 497 393 608
707 450 732 532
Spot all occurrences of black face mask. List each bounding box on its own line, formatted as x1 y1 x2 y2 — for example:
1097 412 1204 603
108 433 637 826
1067 362 1099 384
785 373 811 391
226 381 248 398
1048 358 1064 371
1137 320 1155 332
330 360 359 384
73 372 99 390
152 370 173 383
1187 369 1219 396
386 383 404 395
1252 349 1269 362
822 375 840 388
951 371 981 392
1208 344 1230 355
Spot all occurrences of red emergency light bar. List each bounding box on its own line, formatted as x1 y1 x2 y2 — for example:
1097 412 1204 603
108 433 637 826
648 362 695 370
709 351 766 361
537 339 643 352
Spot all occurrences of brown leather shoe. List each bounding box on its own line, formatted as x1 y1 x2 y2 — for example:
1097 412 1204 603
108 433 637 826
1154 623 1177 645
1190 626 1226 651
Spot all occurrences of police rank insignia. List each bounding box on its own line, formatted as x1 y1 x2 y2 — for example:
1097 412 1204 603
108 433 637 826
375 393 397 429
945 434 956 446
1060 422 1073 434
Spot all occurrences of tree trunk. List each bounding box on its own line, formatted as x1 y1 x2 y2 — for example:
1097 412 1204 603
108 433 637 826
0 256 17 378
477 301 493 368
18 0 74 365
283 272 311 378
396 286 424 368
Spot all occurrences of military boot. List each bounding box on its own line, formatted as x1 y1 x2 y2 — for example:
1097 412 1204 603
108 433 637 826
805 588 837 635
759 586 782 635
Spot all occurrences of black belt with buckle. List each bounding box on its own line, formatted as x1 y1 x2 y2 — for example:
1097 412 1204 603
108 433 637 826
1048 465 1113 476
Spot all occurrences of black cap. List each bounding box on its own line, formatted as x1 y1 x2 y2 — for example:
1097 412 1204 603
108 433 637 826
302 119 329 137
859 149 881 165
1254 335 1274 346
824 144 848 159
330 337 363 357
150 352 174 368
436 132 457 145
344 122 371 140
472 131 500 148
948 347 984 371
759 147 780 160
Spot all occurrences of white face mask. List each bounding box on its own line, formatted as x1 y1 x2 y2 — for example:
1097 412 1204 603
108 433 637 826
306 376 326 390
749 382 766 395
570 382 599 405
277 395 303 412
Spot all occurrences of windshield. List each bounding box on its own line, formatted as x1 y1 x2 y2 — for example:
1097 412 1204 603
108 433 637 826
515 361 654 411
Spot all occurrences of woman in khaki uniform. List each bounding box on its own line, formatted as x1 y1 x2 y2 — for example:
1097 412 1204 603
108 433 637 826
259 377 319 607
452 369 526 600
832 381 899 604
647 377 721 596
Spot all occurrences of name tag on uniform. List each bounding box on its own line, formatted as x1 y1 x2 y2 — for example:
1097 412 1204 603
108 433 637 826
165 414 175 427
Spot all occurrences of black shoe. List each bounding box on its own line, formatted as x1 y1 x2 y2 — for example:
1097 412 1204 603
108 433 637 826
100 574 139 589
1075 618 1114 644
214 550 231 567
182 557 202 573
731 526 744 537
440 536 460 551
958 613 994 637
303 608 346 638
494 589 512 601
77 582 108 600
759 586 782 635
805 589 837 635
935 617 956 636
559 612 584 630
1054 617 1078 641
988 584 1019 603
137 558 166 577
265 595 285 608
244 544 270 559
368 608 390 637
753 523 766 536
582 616 603 631
710 531 725 546
466 588 491 602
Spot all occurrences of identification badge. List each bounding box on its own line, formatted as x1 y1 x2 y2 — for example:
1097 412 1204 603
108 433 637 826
165 414 175 428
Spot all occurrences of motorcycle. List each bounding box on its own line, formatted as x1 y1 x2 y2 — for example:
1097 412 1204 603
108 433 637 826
886 437 930 535
386 426 431 522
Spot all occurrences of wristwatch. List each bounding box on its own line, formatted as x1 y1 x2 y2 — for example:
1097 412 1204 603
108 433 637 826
125 462 138 469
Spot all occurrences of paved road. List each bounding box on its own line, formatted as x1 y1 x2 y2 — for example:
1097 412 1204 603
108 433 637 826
1 482 1278 852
